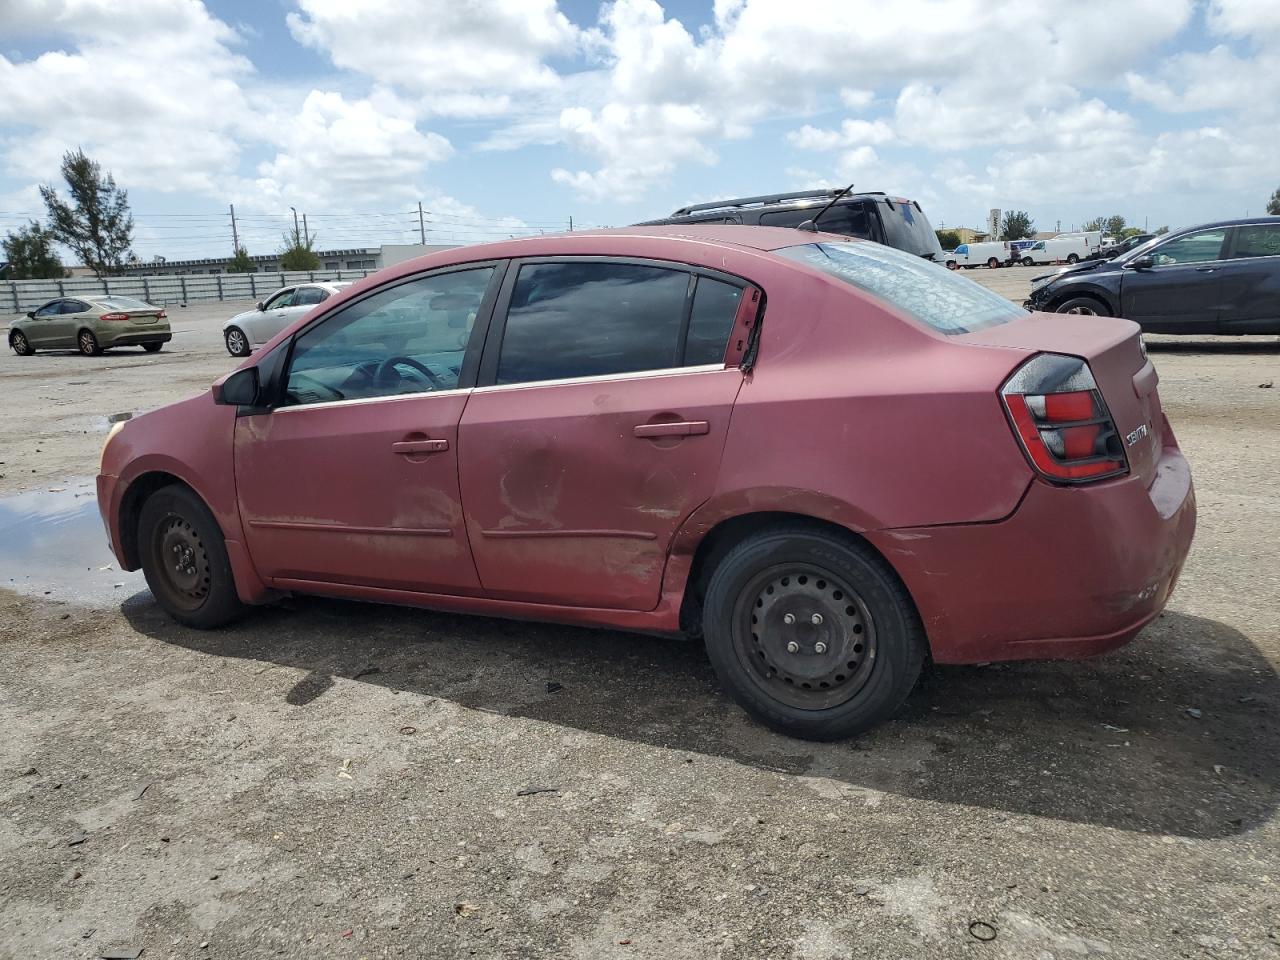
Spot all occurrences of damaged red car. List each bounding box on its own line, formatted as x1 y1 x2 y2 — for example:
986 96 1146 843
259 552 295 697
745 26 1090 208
98 227 1195 739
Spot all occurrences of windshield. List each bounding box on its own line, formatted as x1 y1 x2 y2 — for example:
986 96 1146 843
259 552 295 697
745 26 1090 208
778 241 1025 335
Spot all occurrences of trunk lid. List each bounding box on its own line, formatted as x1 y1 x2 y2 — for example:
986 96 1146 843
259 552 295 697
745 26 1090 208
958 311 1163 489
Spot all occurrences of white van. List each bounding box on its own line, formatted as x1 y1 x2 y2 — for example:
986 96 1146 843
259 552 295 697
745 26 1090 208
1016 236 1092 266
944 241 1010 269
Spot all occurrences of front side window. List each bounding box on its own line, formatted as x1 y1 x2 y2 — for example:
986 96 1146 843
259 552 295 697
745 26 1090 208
1150 229 1226 265
777 241 1024 335
35 300 62 317
283 267 493 406
264 289 295 310
496 262 690 385
1230 224 1280 259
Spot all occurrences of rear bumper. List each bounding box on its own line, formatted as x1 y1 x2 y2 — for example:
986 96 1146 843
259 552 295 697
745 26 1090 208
866 444 1196 664
102 330 172 347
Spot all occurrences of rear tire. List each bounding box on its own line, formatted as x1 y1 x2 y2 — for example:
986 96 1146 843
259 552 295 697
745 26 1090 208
138 485 246 629
1067 253 1080 264
143 342 163 353
78 329 101 356
1055 296 1111 316
987 257 1000 269
9 330 34 356
701 525 926 741
224 326 251 357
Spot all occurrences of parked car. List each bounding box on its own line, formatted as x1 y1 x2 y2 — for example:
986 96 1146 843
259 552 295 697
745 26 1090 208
222 281 352 356
637 189 945 262
1087 233 1155 262
1017 236 1092 266
1006 239 1038 264
9 295 170 356
98 226 1194 740
944 241 1010 269
1025 217 1280 333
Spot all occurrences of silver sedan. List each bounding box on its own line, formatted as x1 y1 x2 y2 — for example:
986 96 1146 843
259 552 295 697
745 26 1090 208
221 282 352 356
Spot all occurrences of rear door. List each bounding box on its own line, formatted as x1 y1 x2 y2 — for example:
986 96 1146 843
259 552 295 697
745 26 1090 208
55 299 92 346
1120 227 1226 332
458 258 755 610
1218 223 1280 333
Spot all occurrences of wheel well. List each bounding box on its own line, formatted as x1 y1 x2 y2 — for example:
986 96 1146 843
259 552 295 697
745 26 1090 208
677 511 914 636
1048 290 1111 315
117 472 190 569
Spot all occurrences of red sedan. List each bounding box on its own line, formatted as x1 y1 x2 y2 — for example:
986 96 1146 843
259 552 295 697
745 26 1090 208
97 227 1195 740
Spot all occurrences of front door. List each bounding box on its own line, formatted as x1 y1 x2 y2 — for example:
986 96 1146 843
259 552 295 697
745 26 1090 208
246 287 296 346
459 260 753 610
25 300 66 347
1120 227 1227 332
234 265 501 594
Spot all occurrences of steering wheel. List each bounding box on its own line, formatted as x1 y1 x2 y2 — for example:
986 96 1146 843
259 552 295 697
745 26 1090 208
374 355 445 390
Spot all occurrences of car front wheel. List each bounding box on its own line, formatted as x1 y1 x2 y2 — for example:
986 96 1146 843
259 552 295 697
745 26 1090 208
9 330 34 355
1055 297 1111 316
224 326 251 357
701 525 926 740
138 484 247 629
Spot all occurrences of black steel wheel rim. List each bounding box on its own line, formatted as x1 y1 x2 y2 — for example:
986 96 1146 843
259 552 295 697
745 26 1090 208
151 515 211 612
1064 304 1095 315
731 563 878 710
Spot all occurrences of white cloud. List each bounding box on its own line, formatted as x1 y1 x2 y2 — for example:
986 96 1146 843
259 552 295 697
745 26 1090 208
787 119 895 151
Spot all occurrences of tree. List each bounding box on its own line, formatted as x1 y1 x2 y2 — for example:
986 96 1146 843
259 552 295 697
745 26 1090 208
39 149 134 277
1104 215 1127 237
1082 217 1105 232
278 231 319 271
936 229 962 249
1267 187 1280 215
1153 225 1170 236
1 221 65 279
1120 227 1145 239
227 246 254 273
1000 210 1034 241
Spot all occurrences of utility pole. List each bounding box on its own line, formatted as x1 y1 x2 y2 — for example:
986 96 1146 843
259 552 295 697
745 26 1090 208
290 206 300 245
568 215 574 232
302 214 310 246
229 204 239 254
418 202 426 245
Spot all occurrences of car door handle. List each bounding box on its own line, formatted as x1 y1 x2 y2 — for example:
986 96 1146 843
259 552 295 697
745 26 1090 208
633 420 709 438
391 439 449 455
1195 266 1217 273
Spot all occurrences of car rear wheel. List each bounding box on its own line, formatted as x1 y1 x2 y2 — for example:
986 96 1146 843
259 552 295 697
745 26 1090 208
78 329 101 356
987 257 1000 269
1066 253 1080 264
1055 297 1111 316
224 327 251 357
143 342 163 353
701 525 926 740
138 484 246 629
9 330 34 355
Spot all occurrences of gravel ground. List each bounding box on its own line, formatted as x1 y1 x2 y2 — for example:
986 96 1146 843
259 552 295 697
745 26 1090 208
1 269 1278 959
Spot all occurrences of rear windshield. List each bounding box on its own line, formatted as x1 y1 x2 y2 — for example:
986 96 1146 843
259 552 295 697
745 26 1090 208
877 198 943 260
777 241 1025 335
94 296 153 310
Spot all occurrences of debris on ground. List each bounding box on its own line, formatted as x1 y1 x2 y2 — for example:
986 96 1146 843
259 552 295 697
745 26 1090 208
515 786 559 797
398 725 417 736
98 948 143 959
968 920 998 942
352 665 381 680
1186 708 1203 719
455 901 481 917
1259 381 1273 388
338 758 354 780
545 681 563 693
19 766 37 776
67 830 88 846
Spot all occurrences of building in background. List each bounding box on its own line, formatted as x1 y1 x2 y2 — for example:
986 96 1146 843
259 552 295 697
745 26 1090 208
120 244 456 277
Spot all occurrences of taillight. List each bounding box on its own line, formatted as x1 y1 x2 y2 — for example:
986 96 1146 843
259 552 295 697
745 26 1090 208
99 312 129 322
1000 353 1128 483
157 310 167 320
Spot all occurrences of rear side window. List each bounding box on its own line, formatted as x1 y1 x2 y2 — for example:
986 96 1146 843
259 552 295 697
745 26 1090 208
294 286 327 306
685 277 742 365
1231 224 1280 259
496 262 690 385
61 300 90 314
759 203 875 240
777 241 1024 335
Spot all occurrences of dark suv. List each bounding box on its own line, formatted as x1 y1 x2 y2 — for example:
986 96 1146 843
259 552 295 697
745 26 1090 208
1025 217 1280 334
637 189 945 262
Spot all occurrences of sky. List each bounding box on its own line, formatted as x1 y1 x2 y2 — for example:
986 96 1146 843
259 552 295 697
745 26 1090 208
1 0 1278 263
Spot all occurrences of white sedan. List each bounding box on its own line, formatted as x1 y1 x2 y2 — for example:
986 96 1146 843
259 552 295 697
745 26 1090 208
221 282 352 356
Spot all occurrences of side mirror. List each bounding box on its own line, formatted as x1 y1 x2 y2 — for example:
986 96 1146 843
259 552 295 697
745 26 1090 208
26 311 34 319
1127 255 1154 270
213 366 261 407
255 300 265 311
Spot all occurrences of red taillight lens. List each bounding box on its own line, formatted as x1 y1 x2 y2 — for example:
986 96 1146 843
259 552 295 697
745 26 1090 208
99 312 129 322
157 310 167 320
1001 353 1128 483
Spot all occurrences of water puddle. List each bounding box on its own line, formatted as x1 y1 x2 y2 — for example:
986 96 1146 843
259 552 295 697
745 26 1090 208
0 480 144 606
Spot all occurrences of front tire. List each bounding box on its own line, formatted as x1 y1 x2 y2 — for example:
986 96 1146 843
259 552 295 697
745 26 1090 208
945 261 958 271
1055 297 1111 316
138 485 246 629
702 525 926 741
224 326 251 357
9 330 34 355
1022 257 1034 266
78 329 101 356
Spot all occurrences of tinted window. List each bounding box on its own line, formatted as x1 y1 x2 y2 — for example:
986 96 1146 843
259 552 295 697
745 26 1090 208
264 289 295 309
497 262 689 385
294 286 327 306
1231 224 1280 259
283 268 492 406
61 300 90 314
757 203 873 239
96 296 153 310
777 241 1024 335
1151 229 1226 265
877 199 944 259
34 300 62 317
685 277 742 365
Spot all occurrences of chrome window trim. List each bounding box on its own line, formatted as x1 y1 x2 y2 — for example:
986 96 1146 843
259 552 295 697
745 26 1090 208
274 386 473 414
473 363 728 394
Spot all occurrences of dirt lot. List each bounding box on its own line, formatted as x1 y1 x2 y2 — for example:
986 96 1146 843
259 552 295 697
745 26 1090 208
1 269 1278 959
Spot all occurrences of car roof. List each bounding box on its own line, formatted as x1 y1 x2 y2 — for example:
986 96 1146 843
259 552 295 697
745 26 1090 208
537 224 853 252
